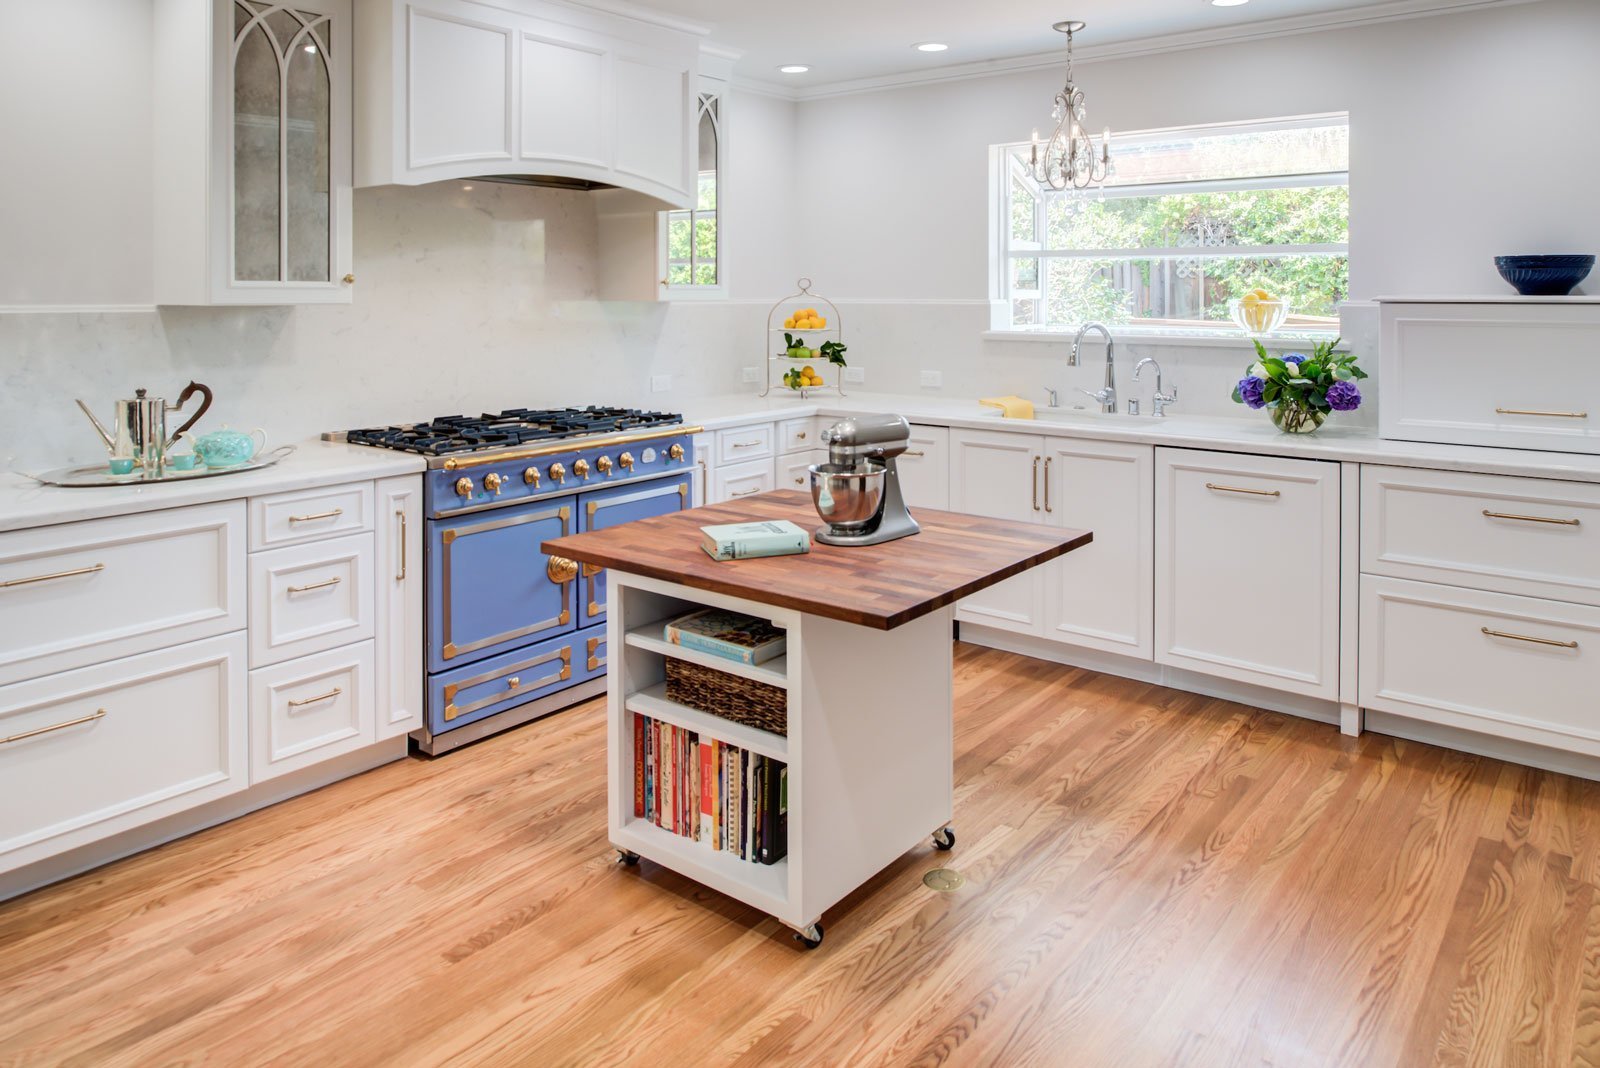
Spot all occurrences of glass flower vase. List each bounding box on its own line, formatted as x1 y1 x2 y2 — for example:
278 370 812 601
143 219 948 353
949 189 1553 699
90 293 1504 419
1270 403 1326 434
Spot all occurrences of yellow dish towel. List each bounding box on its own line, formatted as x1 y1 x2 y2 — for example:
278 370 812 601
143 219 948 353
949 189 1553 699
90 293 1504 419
979 395 1035 420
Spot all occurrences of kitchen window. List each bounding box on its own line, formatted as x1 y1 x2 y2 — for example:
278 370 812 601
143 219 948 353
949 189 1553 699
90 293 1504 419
661 91 722 298
994 114 1349 338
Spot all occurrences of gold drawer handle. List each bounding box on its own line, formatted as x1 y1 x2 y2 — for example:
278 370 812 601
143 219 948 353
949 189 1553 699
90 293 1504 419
902 449 926 457
730 487 762 498
796 431 807 441
396 510 408 580
730 440 762 449
287 576 341 594
289 508 344 523
2 562 105 589
1495 408 1589 419
1 707 106 745
1206 482 1280 498
1482 509 1581 527
287 687 343 708
1481 626 1578 650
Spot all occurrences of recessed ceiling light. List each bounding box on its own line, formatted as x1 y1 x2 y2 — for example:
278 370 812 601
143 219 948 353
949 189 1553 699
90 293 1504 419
778 64 810 74
914 42 949 52
1210 0 1250 6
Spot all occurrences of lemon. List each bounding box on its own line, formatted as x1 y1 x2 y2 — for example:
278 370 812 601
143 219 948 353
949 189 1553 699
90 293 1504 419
783 317 795 329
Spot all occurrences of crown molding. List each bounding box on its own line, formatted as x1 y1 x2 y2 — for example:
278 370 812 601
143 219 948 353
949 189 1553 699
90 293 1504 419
776 0 1539 102
729 75 803 101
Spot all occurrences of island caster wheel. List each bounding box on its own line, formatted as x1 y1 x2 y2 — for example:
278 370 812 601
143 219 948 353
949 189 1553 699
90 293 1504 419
794 923 824 950
617 850 640 866
932 827 956 851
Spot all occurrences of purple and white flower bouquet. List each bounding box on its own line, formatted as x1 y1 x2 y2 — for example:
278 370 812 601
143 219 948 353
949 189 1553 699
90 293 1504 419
1230 337 1367 434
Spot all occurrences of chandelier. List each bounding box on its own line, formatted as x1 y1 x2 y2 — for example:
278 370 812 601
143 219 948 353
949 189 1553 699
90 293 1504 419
1028 20 1112 191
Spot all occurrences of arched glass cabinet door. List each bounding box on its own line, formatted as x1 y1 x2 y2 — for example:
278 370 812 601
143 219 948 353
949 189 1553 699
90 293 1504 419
229 2 337 286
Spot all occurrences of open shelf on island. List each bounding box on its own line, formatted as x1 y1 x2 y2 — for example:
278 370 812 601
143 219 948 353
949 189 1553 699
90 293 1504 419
625 683 788 761
624 622 788 689
614 817 790 910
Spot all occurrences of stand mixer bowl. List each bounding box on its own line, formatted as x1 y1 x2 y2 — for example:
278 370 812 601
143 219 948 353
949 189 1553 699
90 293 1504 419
809 462 885 531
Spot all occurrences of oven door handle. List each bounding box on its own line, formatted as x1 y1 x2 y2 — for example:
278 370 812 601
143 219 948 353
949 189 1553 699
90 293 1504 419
546 555 579 583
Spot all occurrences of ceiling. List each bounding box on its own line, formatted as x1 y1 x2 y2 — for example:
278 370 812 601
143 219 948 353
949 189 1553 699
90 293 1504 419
623 0 1502 91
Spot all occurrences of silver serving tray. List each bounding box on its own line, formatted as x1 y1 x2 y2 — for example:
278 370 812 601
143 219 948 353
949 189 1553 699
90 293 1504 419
27 445 296 488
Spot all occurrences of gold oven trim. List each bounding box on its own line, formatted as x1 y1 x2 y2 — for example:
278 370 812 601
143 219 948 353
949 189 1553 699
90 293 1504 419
440 427 704 471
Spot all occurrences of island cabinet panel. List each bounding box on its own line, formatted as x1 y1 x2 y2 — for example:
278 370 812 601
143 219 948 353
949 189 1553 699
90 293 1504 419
1155 448 1340 699
950 429 1048 635
1041 438 1155 659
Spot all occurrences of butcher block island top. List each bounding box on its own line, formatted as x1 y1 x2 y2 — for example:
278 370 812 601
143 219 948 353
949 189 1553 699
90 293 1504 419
542 489 1092 629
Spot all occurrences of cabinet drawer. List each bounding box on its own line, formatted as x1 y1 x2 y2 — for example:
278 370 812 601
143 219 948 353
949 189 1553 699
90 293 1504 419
1380 302 1600 454
1360 575 1600 755
713 458 775 503
248 533 375 667
0 501 245 686
779 417 819 455
715 424 775 465
899 424 950 512
1362 465 1600 605
249 641 375 782
780 450 826 492
427 630 594 735
0 633 247 872
249 481 373 550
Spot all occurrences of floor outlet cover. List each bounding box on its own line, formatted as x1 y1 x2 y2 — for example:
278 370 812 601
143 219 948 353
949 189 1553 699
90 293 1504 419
923 868 965 893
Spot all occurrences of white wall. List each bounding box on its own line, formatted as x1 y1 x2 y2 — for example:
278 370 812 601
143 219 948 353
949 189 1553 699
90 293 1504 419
788 0 1599 412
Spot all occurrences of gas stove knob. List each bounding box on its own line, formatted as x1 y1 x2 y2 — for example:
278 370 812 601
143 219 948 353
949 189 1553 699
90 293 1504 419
523 466 541 487
483 472 505 495
596 455 614 475
573 458 591 480
454 476 474 498
618 452 635 470
548 462 566 484
667 443 685 462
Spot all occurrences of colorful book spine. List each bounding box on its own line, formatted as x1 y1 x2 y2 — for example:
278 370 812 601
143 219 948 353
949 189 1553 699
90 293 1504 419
633 715 645 818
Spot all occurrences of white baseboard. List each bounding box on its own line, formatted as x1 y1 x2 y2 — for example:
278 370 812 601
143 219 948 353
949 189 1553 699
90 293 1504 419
0 736 410 903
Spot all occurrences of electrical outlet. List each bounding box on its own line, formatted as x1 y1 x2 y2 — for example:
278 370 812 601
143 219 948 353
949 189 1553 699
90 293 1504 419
651 374 672 393
740 366 759 383
844 366 865 384
920 370 943 388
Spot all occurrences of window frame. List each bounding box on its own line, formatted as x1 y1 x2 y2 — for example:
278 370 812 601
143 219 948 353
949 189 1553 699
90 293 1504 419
989 113 1350 340
659 87 726 302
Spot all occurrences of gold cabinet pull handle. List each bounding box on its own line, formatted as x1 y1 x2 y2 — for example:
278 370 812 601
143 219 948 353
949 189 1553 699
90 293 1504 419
287 576 341 594
1044 456 1052 513
1206 482 1281 498
902 449 926 457
2 562 105 589
1482 509 1580 527
1 707 105 745
287 687 343 708
796 431 807 441
289 508 344 524
730 440 762 449
1032 455 1040 512
396 509 408 580
1495 408 1588 419
730 487 761 498
1481 626 1578 649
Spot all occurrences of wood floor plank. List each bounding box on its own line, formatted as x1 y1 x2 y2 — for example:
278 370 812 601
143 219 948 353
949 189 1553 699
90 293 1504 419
3 643 1600 1066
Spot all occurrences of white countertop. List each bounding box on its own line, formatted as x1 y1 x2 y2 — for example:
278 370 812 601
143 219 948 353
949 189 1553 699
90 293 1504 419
0 441 426 534
687 391 1600 485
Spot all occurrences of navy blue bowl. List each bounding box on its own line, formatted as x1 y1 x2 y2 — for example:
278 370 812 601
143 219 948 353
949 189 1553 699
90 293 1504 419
1494 254 1594 296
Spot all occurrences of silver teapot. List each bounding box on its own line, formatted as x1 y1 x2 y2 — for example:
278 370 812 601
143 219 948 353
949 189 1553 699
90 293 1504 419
77 382 214 471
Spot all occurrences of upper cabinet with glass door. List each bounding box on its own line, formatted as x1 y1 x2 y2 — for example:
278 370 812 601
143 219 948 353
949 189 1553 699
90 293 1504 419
154 0 354 305
353 0 702 208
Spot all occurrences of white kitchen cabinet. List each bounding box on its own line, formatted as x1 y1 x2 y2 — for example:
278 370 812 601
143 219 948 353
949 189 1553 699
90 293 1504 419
716 423 776 466
780 450 827 493
1042 438 1154 659
898 425 950 511
374 475 424 738
154 0 354 305
247 533 376 668
950 429 1048 635
355 0 700 207
249 640 377 782
712 458 775 504
691 432 711 506
1155 448 1340 699
249 481 374 550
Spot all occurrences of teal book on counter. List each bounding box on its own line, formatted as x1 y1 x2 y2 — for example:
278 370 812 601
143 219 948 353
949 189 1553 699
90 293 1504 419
699 519 811 561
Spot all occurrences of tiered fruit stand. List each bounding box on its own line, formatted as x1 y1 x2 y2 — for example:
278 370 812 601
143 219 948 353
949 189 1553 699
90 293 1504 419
760 278 847 399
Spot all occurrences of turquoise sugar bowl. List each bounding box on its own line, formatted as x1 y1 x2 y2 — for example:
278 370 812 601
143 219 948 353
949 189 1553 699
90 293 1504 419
193 426 267 468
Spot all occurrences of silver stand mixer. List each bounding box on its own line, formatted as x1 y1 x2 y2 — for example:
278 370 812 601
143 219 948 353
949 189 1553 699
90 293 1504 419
808 414 921 546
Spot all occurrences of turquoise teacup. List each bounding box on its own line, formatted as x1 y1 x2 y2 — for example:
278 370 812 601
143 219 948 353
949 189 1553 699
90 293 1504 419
108 458 135 475
168 454 198 471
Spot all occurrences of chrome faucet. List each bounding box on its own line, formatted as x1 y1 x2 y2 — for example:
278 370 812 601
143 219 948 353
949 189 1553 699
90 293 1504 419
1135 357 1178 417
1071 322 1116 413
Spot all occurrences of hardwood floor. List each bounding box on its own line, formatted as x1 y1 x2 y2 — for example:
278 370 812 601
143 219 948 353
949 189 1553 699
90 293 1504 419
3 643 1599 1067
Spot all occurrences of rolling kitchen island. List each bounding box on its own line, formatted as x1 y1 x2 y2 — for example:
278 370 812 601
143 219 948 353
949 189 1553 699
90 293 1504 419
544 490 1090 946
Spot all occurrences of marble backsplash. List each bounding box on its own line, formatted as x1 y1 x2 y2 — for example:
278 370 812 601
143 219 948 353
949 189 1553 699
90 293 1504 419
1 182 760 472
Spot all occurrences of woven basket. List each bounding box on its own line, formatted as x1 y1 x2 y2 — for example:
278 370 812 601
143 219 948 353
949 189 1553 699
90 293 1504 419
665 659 787 737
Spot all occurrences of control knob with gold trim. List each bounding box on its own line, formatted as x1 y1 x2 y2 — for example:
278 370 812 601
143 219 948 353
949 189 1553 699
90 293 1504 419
596 455 614 475
573 458 591 480
548 462 566 484
618 451 635 470
454 476 474 498
667 443 685 461
483 472 505 495
523 466 541 487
